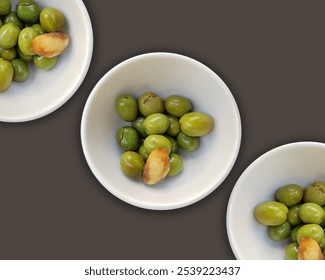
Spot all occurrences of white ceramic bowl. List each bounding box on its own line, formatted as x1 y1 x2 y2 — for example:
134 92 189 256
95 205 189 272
81 52 241 210
227 141 325 259
0 0 93 122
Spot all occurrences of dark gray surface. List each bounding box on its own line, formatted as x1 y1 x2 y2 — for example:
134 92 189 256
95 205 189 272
1 0 325 259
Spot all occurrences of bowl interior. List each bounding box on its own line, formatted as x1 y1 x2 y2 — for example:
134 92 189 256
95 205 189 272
227 142 325 259
81 53 241 210
0 0 93 122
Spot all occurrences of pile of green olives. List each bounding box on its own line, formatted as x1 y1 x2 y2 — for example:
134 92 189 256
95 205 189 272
0 0 67 92
254 181 325 260
115 91 214 184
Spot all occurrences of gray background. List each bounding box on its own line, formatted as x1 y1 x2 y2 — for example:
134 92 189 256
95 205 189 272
1 0 325 259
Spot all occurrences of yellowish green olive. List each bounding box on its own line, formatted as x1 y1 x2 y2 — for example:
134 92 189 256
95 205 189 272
165 135 178 153
12 58 29 82
254 201 288 226
177 132 199 152
0 22 20 49
39 7 65 32
138 145 150 161
179 111 214 137
0 0 11 16
116 126 140 151
115 94 138 122
296 224 324 244
131 116 148 138
166 114 181 137
0 47 17 61
268 221 291 241
16 0 40 24
138 91 164 117
164 95 192 117
142 113 169 135
167 153 183 177
275 184 303 207
0 57 13 91
298 202 325 224
18 27 38 55
319 236 325 251
290 224 303 243
33 55 58 70
143 134 172 154
31 23 45 35
303 181 325 206
16 46 34 62
287 204 302 226
285 242 299 260
3 11 24 29
120 151 144 178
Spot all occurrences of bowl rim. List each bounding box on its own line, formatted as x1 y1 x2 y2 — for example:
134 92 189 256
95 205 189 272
81 51 242 210
0 0 94 123
226 140 325 259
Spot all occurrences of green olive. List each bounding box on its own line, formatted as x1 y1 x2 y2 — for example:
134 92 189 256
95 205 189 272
254 201 288 226
177 132 199 152
138 91 164 117
319 236 325 251
0 47 17 61
303 181 325 206
116 126 140 151
31 23 45 35
115 94 138 122
289 224 303 243
284 242 299 260
143 134 172 154
268 221 291 241
120 151 144 178
39 7 65 32
321 206 325 227
166 114 181 137
3 12 24 29
33 55 58 70
131 116 148 138
0 57 13 91
296 224 324 244
298 202 325 224
138 144 150 161
11 58 29 82
164 95 192 117
287 204 302 226
179 111 214 137
16 0 40 24
275 184 303 207
167 153 183 177
142 113 169 135
16 46 34 62
0 22 21 49
0 0 11 16
165 135 178 153
18 27 38 56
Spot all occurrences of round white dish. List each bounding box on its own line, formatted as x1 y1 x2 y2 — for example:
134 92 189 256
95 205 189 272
0 0 93 122
81 52 241 210
227 141 325 259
